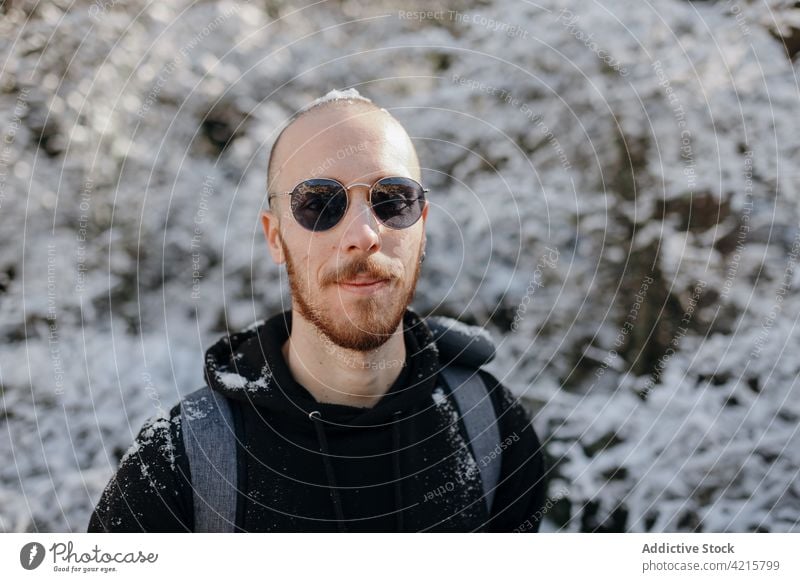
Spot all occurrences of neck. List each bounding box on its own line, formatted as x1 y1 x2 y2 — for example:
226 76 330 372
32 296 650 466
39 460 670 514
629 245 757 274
282 309 407 408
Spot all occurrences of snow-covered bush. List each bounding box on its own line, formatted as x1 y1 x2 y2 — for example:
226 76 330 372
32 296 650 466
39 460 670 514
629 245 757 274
1 0 798 531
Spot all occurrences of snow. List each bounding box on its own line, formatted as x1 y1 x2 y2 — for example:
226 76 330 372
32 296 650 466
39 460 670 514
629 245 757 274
211 364 272 392
295 87 376 115
215 372 248 390
1 0 799 532
433 388 483 500
181 396 210 421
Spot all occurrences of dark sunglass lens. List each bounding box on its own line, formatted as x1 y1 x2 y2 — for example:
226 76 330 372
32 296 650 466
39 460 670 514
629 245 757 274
371 177 424 229
291 180 347 231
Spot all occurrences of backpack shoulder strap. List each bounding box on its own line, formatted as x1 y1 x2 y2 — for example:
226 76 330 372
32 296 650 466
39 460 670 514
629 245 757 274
180 385 237 532
440 364 502 515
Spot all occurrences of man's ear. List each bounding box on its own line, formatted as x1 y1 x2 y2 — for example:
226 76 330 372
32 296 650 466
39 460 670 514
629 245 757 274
261 209 285 265
421 199 429 222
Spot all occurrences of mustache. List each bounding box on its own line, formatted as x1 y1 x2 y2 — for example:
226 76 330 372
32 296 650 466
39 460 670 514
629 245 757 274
322 255 402 286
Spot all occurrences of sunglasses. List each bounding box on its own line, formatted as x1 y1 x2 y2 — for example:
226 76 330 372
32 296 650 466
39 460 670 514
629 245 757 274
268 176 428 232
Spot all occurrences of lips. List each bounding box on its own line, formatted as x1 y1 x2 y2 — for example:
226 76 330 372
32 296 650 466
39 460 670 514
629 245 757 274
337 277 391 295
340 277 389 286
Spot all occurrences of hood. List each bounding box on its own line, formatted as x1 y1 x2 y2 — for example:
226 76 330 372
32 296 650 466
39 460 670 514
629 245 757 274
203 307 442 428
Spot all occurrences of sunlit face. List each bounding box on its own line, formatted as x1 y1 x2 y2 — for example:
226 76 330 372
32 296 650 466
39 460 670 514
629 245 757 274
261 104 428 352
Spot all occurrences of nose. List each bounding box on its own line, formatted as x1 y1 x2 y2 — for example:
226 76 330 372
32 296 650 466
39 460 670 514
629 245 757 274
339 187 380 255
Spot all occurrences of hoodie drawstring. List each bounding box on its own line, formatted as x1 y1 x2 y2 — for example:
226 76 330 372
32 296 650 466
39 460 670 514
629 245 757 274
309 409 407 532
392 410 404 532
309 410 348 532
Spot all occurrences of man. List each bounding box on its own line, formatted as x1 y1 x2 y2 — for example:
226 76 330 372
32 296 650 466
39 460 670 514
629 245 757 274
88 89 548 532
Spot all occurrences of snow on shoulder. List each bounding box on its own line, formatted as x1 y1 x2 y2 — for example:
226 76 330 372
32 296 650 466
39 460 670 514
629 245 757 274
120 408 179 473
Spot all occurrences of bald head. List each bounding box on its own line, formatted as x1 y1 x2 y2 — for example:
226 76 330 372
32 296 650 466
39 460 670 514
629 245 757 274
266 96 421 210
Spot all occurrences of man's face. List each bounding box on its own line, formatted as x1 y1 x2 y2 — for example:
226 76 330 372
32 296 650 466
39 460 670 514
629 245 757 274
261 105 428 352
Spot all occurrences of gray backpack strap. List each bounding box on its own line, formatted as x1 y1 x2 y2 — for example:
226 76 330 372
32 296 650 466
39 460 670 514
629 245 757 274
440 365 502 515
180 386 237 532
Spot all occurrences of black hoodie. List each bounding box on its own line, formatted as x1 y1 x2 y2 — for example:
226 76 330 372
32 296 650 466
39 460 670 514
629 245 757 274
88 308 549 532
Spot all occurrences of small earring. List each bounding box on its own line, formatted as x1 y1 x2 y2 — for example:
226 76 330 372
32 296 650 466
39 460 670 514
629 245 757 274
420 250 426 264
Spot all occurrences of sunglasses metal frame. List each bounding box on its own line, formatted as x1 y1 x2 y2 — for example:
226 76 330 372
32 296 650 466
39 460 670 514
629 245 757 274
268 176 429 231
